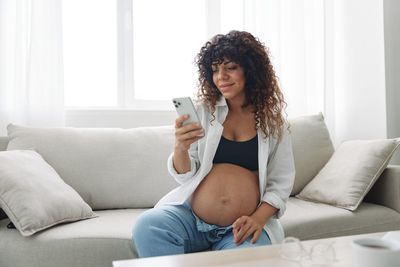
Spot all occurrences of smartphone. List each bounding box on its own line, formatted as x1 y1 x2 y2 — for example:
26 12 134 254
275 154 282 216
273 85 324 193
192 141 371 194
172 97 201 126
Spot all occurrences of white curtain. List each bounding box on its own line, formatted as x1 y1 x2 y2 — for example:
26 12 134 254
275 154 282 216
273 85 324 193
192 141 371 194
240 0 325 118
218 0 325 117
0 0 64 136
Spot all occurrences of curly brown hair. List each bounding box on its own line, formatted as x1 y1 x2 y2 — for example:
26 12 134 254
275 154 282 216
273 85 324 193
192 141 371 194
195 30 287 140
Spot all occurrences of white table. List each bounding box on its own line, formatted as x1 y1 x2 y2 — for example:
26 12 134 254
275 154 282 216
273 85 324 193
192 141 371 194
113 232 388 267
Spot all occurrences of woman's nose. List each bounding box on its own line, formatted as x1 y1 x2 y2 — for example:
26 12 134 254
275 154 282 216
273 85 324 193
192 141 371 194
217 69 228 80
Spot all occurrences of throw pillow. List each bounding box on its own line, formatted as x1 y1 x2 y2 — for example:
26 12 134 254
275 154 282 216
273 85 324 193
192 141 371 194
289 113 335 195
0 150 96 236
296 138 400 210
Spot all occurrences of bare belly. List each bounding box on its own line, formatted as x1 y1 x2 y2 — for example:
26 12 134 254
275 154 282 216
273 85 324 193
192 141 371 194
191 163 260 226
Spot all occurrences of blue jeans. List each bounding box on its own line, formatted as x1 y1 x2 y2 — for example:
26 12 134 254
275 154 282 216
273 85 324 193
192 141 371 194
132 203 271 258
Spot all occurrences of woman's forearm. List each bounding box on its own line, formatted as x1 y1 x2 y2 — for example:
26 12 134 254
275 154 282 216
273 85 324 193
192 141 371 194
251 202 278 226
172 148 191 174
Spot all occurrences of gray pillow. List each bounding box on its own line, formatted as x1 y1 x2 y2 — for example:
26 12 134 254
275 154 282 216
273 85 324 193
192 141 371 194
296 138 400 210
289 113 334 195
0 150 96 236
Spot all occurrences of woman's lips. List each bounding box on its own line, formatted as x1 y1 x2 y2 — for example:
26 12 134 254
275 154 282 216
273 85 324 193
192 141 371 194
219 83 234 92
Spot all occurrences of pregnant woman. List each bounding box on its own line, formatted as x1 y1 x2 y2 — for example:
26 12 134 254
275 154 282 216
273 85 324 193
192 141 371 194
132 30 295 258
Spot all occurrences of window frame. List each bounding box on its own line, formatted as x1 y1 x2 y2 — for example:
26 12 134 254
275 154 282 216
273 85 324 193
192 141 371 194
65 0 222 127
64 0 262 111
65 0 326 128
107 0 221 111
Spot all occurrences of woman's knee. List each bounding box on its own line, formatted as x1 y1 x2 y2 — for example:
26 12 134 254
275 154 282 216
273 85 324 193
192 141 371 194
215 229 271 251
253 230 272 246
132 206 195 257
241 230 271 248
132 209 164 240
132 206 190 242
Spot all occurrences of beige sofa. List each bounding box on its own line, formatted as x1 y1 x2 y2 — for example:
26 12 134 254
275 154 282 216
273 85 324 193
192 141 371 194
1 113 400 267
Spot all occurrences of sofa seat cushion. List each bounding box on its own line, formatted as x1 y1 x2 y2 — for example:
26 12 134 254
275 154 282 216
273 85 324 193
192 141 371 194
0 209 145 267
281 198 400 240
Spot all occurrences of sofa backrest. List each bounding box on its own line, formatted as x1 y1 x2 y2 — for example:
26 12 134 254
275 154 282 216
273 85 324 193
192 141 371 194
6 124 178 210
4 113 334 209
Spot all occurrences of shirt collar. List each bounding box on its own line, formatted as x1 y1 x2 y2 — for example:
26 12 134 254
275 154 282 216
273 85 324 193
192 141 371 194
216 97 227 107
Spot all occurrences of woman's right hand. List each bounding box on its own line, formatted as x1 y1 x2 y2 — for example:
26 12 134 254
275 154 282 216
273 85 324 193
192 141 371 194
174 115 204 152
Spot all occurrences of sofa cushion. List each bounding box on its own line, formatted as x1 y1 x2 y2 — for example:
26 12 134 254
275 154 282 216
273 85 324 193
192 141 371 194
0 150 96 236
0 209 141 267
296 138 400 210
281 198 400 240
289 113 334 195
6 124 177 210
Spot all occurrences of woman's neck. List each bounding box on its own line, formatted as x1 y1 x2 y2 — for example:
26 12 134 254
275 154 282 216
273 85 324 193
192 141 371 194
226 99 254 115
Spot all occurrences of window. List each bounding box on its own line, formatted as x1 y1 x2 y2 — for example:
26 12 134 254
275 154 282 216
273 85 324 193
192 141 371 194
63 0 118 107
131 0 206 101
63 0 325 116
63 0 207 109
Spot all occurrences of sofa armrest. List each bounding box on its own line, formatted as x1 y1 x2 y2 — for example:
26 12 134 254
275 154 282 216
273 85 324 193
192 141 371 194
365 165 400 213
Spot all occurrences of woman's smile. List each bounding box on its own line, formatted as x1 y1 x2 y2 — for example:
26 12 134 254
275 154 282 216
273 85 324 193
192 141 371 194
219 83 234 92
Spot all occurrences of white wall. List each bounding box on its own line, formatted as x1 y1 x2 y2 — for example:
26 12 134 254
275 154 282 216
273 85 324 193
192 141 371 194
325 0 387 146
384 0 400 164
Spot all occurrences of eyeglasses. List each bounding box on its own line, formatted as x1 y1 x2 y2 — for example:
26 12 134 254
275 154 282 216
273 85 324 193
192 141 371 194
280 236 337 267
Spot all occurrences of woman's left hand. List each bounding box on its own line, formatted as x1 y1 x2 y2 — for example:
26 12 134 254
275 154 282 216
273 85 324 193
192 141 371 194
232 215 263 245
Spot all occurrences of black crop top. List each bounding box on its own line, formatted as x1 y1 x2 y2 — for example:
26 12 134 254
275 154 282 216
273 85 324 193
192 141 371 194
212 134 258 171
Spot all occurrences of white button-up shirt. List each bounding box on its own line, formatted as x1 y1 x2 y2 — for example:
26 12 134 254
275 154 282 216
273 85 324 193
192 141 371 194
156 97 295 243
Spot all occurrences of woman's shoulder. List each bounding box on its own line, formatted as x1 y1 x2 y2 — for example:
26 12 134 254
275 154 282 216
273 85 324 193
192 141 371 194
264 119 291 143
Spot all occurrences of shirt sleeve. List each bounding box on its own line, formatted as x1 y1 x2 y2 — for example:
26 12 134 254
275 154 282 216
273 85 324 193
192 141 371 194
166 102 203 184
261 124 295 218
167 142 200 184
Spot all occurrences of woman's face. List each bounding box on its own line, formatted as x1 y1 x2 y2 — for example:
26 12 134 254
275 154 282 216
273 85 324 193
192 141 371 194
212 60 246 102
